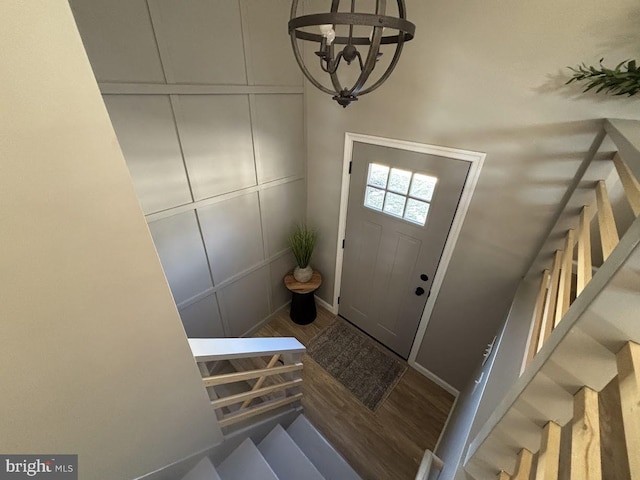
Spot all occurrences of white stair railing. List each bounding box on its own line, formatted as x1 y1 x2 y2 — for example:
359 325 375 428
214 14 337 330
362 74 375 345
188 337 305 429
415 450 444 480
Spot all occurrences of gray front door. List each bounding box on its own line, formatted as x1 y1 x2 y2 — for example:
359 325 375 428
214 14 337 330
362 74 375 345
339 142 470 358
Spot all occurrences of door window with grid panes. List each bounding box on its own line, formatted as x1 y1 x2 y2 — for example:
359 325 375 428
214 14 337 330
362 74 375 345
364 163 437 226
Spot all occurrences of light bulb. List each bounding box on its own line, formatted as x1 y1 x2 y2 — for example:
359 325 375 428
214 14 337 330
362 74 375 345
319 24 335 45
319 24 333 35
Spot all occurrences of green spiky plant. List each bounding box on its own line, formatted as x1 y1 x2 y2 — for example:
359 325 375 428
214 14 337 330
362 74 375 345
566 58 640 96
288 223 317 269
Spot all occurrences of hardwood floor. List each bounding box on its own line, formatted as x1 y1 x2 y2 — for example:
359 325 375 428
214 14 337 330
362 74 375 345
255 306 455 480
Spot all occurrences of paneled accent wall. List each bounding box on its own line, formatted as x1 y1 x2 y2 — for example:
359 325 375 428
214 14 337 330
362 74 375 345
70 0 305 337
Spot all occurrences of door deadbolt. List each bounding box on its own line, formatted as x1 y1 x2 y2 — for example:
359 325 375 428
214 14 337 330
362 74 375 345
420 274 429 281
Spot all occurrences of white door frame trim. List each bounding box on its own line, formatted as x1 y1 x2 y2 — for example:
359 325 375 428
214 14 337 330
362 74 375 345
333 132 485 382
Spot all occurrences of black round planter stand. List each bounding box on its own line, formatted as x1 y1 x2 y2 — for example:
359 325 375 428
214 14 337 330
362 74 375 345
284 271 322 325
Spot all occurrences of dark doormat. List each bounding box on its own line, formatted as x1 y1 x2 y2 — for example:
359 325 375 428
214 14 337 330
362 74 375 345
307 318 407 411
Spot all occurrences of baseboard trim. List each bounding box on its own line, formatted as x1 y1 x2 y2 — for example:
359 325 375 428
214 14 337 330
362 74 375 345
243 302 291 337
314 295 337 314
410 361 460 397
433 394 460 453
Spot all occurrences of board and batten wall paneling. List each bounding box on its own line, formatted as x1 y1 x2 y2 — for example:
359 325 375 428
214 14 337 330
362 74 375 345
198 193 265 285
218 267 271 337
269 251 298 311
261 180 307 257
148 211 214 306
173 95 257 201
148 0 247 84
179 293 225 338
253 94 305 184
103 95 192 214
69 0 165 83
71 0 305 339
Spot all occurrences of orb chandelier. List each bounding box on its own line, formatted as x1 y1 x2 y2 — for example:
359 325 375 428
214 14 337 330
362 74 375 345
288 0 416 107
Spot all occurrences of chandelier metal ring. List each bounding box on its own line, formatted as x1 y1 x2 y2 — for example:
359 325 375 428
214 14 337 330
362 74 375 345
289 14 415 44
288 0 415 107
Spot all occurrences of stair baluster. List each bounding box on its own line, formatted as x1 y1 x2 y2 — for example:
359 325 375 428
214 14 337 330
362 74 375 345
534 422 561 480
571 387 601 480
188 337 305 430
616 342 640 480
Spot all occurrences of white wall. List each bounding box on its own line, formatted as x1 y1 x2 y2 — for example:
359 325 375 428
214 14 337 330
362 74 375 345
70 0 306 338
304 0 640 390
0 2 221 478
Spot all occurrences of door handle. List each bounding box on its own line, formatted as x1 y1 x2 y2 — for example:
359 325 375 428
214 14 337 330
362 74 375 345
415 287 425 296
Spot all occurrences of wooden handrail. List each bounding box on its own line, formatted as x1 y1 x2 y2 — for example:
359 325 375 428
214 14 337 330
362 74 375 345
191 336 305 431
219 393 304 428
202 363 303 387
241 353 281 409
211 378 302 410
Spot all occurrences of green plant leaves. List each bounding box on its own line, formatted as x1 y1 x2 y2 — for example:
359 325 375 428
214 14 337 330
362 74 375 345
288 223 317 268
565 58 640 97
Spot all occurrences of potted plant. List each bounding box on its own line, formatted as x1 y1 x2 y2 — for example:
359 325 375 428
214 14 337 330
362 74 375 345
288 223 317 283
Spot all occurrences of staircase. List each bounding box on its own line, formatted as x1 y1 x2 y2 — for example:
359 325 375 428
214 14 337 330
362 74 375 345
464 119 640 479
181 414 361 480
183 336 363 479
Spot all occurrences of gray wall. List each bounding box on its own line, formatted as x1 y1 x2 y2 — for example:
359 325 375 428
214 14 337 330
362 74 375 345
467 280 539 443
304 0 640 390
432 279 543 480
0 2 221 478
70 0 305 338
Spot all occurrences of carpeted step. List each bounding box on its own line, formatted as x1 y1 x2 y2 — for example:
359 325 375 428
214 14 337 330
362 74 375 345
287 415 362 480
258 424 325 480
